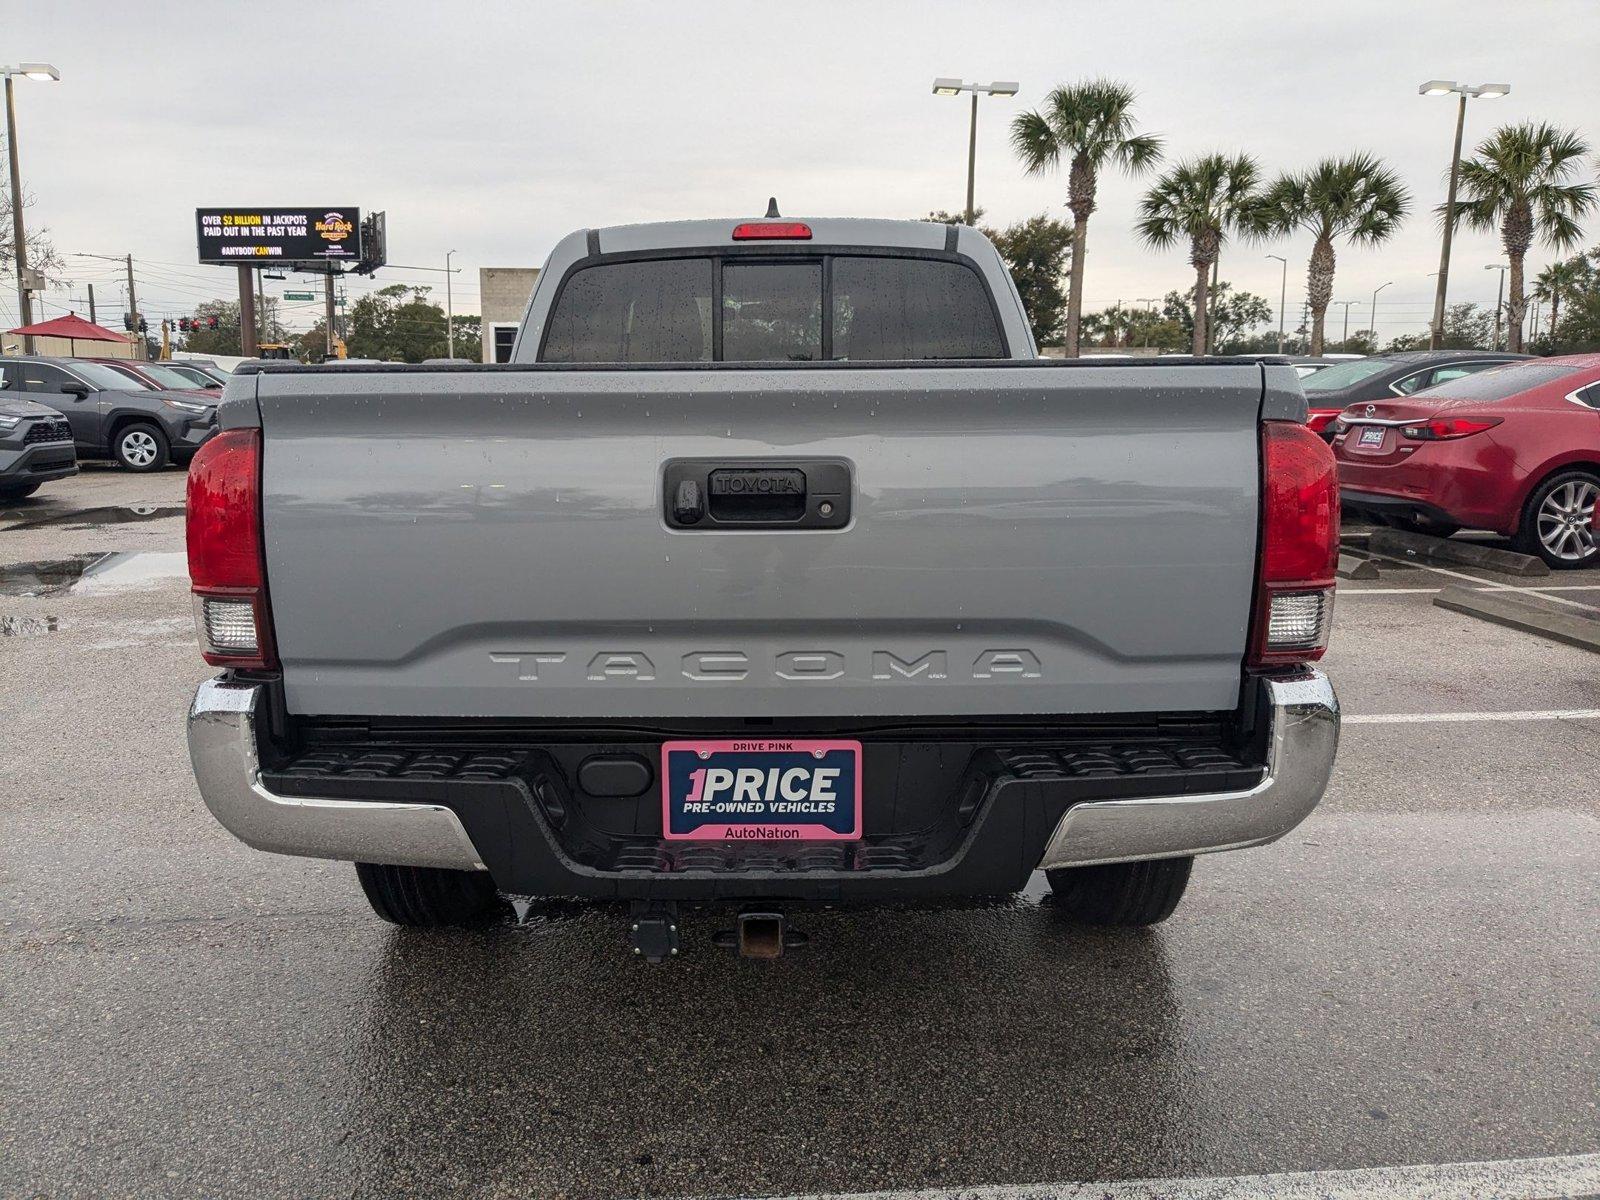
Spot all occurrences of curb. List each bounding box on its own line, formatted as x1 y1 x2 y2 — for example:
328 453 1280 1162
1367 528 1549 577
1433 586 1600 653
1337 553 1379 581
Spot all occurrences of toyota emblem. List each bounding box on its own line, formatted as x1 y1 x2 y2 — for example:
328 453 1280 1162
1364 403 1376 416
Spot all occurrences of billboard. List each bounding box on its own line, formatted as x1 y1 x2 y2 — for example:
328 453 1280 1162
196 208 362 265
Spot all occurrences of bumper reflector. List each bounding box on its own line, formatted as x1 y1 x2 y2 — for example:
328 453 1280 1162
1266 588 1334 652
198 596 259 655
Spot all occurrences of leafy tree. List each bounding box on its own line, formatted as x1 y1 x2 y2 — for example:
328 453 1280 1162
1532 257 1586 346
1384 332 1429 353
1136 153 1262 355
1253 154 1409 355
920 209 1073 346
1454 122 1597 352
1542 247 1600 351
346 284 455 362
1341 328 1380 356
449 315 483 362
988 215 1073 346
1156 282 1272 353
1435 302 1495 349
1010 80 1161 357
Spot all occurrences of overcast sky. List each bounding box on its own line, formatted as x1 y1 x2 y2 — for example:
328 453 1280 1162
8 0 1598 340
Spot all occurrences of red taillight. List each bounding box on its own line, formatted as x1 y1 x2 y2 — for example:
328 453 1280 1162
1305 409 1340 435
731 221 812 241
187 428 277 670
1249 420 1340 668
1400 416 1502 441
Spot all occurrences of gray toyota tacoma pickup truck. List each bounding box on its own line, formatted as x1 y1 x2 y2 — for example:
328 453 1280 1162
186 216 1340 959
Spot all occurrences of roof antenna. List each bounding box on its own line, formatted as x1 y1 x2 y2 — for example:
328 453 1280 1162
765 197 781 219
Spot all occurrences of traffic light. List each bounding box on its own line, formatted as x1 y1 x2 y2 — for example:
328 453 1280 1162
138 316 148 333
122 313 134 331
207 316 220 330
179 317 191 332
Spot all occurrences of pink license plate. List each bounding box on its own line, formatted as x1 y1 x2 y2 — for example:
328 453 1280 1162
660 739 863 841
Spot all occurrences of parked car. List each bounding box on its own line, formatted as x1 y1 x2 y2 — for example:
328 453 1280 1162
167 359 232 387
0 390 77 500
1301 350 1528 437
1333 354 1600 568
185 216 1340 955
0 357 219 471
1239 354 1349 378
94 359 225 394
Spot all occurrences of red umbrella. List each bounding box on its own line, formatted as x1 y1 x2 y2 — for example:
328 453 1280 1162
7 312 134 356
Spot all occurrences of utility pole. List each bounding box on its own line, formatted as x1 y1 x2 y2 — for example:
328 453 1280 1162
445 249 457 358
1334 300 1357 351
324 270 336 359
256 268 267 345
125 253 144 360
86 282 96 326
238 264 258 357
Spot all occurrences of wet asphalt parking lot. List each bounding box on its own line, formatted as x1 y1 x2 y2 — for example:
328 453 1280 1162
2 466 1598 1200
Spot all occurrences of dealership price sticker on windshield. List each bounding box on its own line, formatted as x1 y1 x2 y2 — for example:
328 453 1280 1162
661 740 862 841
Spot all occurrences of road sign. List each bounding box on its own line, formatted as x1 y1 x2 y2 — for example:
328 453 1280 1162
283 291 317 301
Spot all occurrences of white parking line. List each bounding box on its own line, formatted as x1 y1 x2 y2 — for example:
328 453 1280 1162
1340 584 1600 596
754 1152 1600 1200
1364 554 1599 610
1346 709 1600 725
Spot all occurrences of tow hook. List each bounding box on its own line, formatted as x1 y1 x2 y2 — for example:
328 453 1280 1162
712 910 808 960
629 901 679 964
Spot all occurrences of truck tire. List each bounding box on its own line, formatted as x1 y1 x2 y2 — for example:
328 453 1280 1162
1045 856 1194 926
354 862 503 927
1513 470 1599 569
112 422 170 472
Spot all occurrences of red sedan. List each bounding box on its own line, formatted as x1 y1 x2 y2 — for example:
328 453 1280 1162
1333 354 1600 569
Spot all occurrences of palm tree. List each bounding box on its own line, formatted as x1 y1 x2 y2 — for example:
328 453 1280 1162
1532 257 1585 345
1254 154 1410 355
1454 122 1597 353
1011 80 1162 358
1136 153 1261 356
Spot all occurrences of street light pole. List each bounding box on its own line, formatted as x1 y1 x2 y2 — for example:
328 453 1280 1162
1370 281 1393 348
445 249 457 358
3 63 62 355
1420 80 1510 349
1486 263 1508 350
1266 254 1288 354
932 78 1020 226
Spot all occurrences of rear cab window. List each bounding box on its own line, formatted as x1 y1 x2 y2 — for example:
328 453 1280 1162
538 252 1005 363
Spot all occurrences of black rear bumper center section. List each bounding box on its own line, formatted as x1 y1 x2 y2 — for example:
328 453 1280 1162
262 728 1264 902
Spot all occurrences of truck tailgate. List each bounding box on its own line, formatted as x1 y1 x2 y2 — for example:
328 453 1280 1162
255 364 1264 719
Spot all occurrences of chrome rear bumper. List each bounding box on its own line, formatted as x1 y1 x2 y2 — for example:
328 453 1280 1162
188 668 1337 878
187 677 484 871
1037 668 1339 870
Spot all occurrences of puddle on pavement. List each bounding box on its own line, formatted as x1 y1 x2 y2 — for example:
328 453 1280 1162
0 505 184 531
0 614 59 636
0 552 187 598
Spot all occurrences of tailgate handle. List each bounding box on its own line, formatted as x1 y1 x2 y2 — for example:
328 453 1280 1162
708 468 807 522
663 459 851 530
